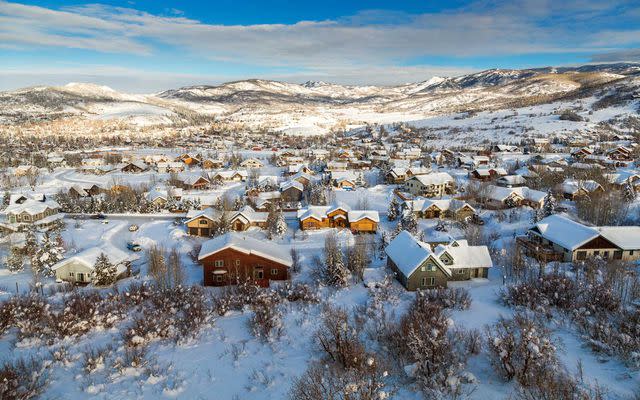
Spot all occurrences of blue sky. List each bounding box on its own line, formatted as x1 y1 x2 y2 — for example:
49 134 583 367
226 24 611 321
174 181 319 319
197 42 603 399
1 0 639 92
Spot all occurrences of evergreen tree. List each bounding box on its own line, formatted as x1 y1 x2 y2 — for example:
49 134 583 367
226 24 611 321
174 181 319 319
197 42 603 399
401 205 418 235
213 211 229 237
266 204 287 239
33 232 64 277
623 181 636 203
387 197 400 221
93 252 117 286
24 227 37 256
542 190 556 218
378 231 389 259
5 248 24 272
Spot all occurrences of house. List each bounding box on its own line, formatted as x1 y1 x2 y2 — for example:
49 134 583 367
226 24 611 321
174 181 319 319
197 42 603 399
404 172 455 197
470 167 508 181
252 191 282 212
386 231 492 291
69 183 103 198
517 214 640 263
297 202 379 233
210 170 248 182
177 154 201 166
157 162 185 173
240 158 265 169
178 174 210 190
558 179 604 200
387 168 407 183
229 206 268 231
496 175 527 188
51 243 138 285
326 161 348 172
202 158 225 169
185 208 218 237
403 198 475 221
280 181 304 202
1 194 62 231
198 232 292 287
334 177 356 190
120 161 148 173
482 185 547 209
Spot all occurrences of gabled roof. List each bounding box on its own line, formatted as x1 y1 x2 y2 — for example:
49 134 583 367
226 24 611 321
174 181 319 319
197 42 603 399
198 232 292 266
347 210 380 223
434 242 493 269
185 208 218 223
385 231 451 278
409 172 454 186
532 215 599 251
597 227 640 250
52 243 137 272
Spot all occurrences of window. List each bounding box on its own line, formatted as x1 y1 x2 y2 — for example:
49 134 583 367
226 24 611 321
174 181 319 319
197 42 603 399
603 251 609 259
69 272 74 277
215 275 223 282
214 260 224 267
199 219 208 225
576 251 586 261
271 268 278 276
457 269 465 275
255 269 264 279
613 251 623 260
593 251 599 256
630 250 635 256
235 259 241 266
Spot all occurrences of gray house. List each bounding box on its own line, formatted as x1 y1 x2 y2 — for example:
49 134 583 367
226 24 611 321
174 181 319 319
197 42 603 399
386 231 492 291
51 243 138 285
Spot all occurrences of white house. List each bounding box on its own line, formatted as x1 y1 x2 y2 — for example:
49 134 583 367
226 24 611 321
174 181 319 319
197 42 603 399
52 243 138 284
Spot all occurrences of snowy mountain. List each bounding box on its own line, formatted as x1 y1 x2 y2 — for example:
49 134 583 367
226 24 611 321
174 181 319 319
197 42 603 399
1 63 639 133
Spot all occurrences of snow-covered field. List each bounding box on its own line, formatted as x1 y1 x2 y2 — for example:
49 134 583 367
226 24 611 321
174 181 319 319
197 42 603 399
1 160 639 399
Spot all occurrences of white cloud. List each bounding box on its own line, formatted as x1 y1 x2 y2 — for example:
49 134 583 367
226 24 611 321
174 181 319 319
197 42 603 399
0 0 638 90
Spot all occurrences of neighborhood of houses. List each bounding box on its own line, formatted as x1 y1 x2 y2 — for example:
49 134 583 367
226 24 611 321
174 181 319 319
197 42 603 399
2 129 639 292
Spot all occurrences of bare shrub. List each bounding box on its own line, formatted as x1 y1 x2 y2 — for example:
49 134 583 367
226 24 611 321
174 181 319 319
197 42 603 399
486 312 559 386
0 357 49 400
289 358 392 400
83 345 112 374
315 306 366 369
418 287 471 310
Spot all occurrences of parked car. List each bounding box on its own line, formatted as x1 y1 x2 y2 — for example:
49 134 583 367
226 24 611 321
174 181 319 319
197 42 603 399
127 242 142 252
90 214 106 220
129 224 139 232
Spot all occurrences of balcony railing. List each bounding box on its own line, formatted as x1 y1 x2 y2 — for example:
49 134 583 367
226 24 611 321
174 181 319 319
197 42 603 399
516 236 564 263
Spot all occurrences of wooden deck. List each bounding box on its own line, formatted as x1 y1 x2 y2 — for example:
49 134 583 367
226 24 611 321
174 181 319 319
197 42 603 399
516 236 564 263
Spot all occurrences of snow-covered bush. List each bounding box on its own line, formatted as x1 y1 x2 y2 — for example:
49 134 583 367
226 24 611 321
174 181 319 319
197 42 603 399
575 308 640 367
277 282 320 304
0 357 49 400
418 287 472 310
83 345 112 374
512 370 607 400
289 357 393 400
486 312 559 386
249 290 283 341
502 272 578 312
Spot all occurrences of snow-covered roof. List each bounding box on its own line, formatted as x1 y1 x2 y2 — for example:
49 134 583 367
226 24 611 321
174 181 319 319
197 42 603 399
52 243 137 272
280 180 304 192
198 232 292 266
410 172 454 186
532 215 599 251
385 231 451 278
598 227 640 250
347 210 380 223
435 242 493 269
231 206 268 223
4 197 59 216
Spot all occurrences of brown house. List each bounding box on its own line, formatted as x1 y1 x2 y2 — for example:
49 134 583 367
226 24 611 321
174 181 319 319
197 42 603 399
185 209 218 237
297 204 379 233
198 233 292 287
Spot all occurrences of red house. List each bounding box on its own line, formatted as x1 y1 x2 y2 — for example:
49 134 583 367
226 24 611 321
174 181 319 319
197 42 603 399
198 233 292 287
